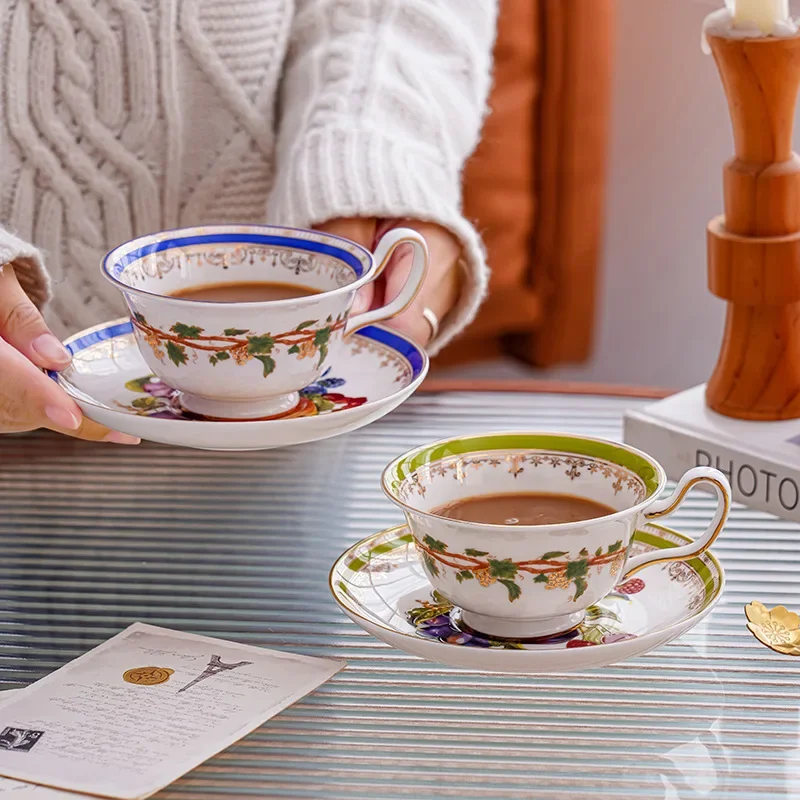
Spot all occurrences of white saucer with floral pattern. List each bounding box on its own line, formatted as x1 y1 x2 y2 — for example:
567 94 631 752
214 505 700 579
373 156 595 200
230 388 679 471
330 522 724 673
51 318 428 451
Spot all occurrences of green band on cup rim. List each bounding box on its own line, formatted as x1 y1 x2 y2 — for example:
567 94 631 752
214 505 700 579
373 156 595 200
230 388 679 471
385 433 662 499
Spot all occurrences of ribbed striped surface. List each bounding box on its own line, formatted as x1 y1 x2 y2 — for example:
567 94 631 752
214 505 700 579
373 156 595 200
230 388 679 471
0 392 794 799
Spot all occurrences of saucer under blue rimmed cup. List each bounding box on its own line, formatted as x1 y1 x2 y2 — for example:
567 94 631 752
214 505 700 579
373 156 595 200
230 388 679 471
50 318 427 451
100 224 428 420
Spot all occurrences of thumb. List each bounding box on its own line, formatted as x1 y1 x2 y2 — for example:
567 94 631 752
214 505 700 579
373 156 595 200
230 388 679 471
0 265 71 370
314 218 378 315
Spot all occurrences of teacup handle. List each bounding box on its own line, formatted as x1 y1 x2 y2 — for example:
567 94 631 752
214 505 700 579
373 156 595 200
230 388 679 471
344 228 429 336
621 467 731 580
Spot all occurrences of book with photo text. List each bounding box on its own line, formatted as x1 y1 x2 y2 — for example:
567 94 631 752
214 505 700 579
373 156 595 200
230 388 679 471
624 385 800 522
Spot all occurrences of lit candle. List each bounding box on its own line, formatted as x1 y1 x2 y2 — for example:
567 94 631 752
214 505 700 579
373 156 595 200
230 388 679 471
732 0 791 33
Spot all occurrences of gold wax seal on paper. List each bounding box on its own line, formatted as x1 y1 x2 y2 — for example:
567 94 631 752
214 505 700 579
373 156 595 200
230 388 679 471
122 666 175 686
745 601 800 656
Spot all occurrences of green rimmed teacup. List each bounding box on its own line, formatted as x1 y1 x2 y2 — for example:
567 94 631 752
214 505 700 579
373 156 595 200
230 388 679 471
382 432 731 640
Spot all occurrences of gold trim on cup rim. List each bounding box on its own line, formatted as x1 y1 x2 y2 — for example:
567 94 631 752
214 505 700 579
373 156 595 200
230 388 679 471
380 431 668 533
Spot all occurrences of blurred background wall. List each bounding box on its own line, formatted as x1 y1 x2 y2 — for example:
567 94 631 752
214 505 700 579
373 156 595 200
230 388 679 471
446 0 800 390
560 0 726 389
559 0 726 389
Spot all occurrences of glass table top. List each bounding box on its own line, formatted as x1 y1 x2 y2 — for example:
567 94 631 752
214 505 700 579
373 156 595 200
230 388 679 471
0 390 794 799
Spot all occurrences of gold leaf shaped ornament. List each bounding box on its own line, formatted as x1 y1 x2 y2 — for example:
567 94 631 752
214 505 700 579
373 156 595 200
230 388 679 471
745 601 800 655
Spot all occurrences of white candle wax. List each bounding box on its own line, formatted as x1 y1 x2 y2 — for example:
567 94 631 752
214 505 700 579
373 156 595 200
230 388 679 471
733 0 791 33
702 0 797 53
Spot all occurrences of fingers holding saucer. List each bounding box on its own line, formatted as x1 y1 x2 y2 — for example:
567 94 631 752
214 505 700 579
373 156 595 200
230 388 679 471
0 336 139 444
0 265 72 371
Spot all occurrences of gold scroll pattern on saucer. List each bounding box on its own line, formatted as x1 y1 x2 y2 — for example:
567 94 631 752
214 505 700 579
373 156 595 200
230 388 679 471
745 601 800 656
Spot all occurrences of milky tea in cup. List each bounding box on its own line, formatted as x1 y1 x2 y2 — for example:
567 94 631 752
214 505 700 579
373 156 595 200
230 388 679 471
432 492 615 526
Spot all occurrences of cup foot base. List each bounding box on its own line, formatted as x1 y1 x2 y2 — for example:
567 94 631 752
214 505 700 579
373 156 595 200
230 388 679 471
178 391 300 421
459 609 586 640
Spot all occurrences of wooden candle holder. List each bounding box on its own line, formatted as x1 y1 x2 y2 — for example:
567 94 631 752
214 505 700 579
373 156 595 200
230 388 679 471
706 33 800 420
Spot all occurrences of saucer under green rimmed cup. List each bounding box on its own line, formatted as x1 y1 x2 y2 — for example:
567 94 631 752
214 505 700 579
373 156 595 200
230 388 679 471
329 522 724 674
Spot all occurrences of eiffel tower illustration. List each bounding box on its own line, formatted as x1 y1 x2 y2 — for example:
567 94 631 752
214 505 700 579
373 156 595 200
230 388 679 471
177 654 253 694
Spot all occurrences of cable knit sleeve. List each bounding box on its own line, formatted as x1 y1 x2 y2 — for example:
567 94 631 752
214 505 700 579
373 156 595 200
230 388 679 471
0 225 51 310
267 0 498 353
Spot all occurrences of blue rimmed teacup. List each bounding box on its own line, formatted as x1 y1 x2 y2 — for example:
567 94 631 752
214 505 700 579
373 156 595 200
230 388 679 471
102 224 427 420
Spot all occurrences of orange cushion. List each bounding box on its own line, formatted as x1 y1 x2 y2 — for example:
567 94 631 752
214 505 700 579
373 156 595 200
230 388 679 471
462 0 538 297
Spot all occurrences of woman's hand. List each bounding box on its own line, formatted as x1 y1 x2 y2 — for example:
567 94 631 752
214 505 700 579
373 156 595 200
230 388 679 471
0 266 139 443
315 218 462 347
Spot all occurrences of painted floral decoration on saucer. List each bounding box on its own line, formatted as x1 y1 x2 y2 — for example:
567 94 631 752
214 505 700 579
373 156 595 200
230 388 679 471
117 367 367 420
407 590 642 650
745 601 800 655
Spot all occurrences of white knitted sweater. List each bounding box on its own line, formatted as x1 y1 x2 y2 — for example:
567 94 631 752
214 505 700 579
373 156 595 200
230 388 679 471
0 0 496 351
